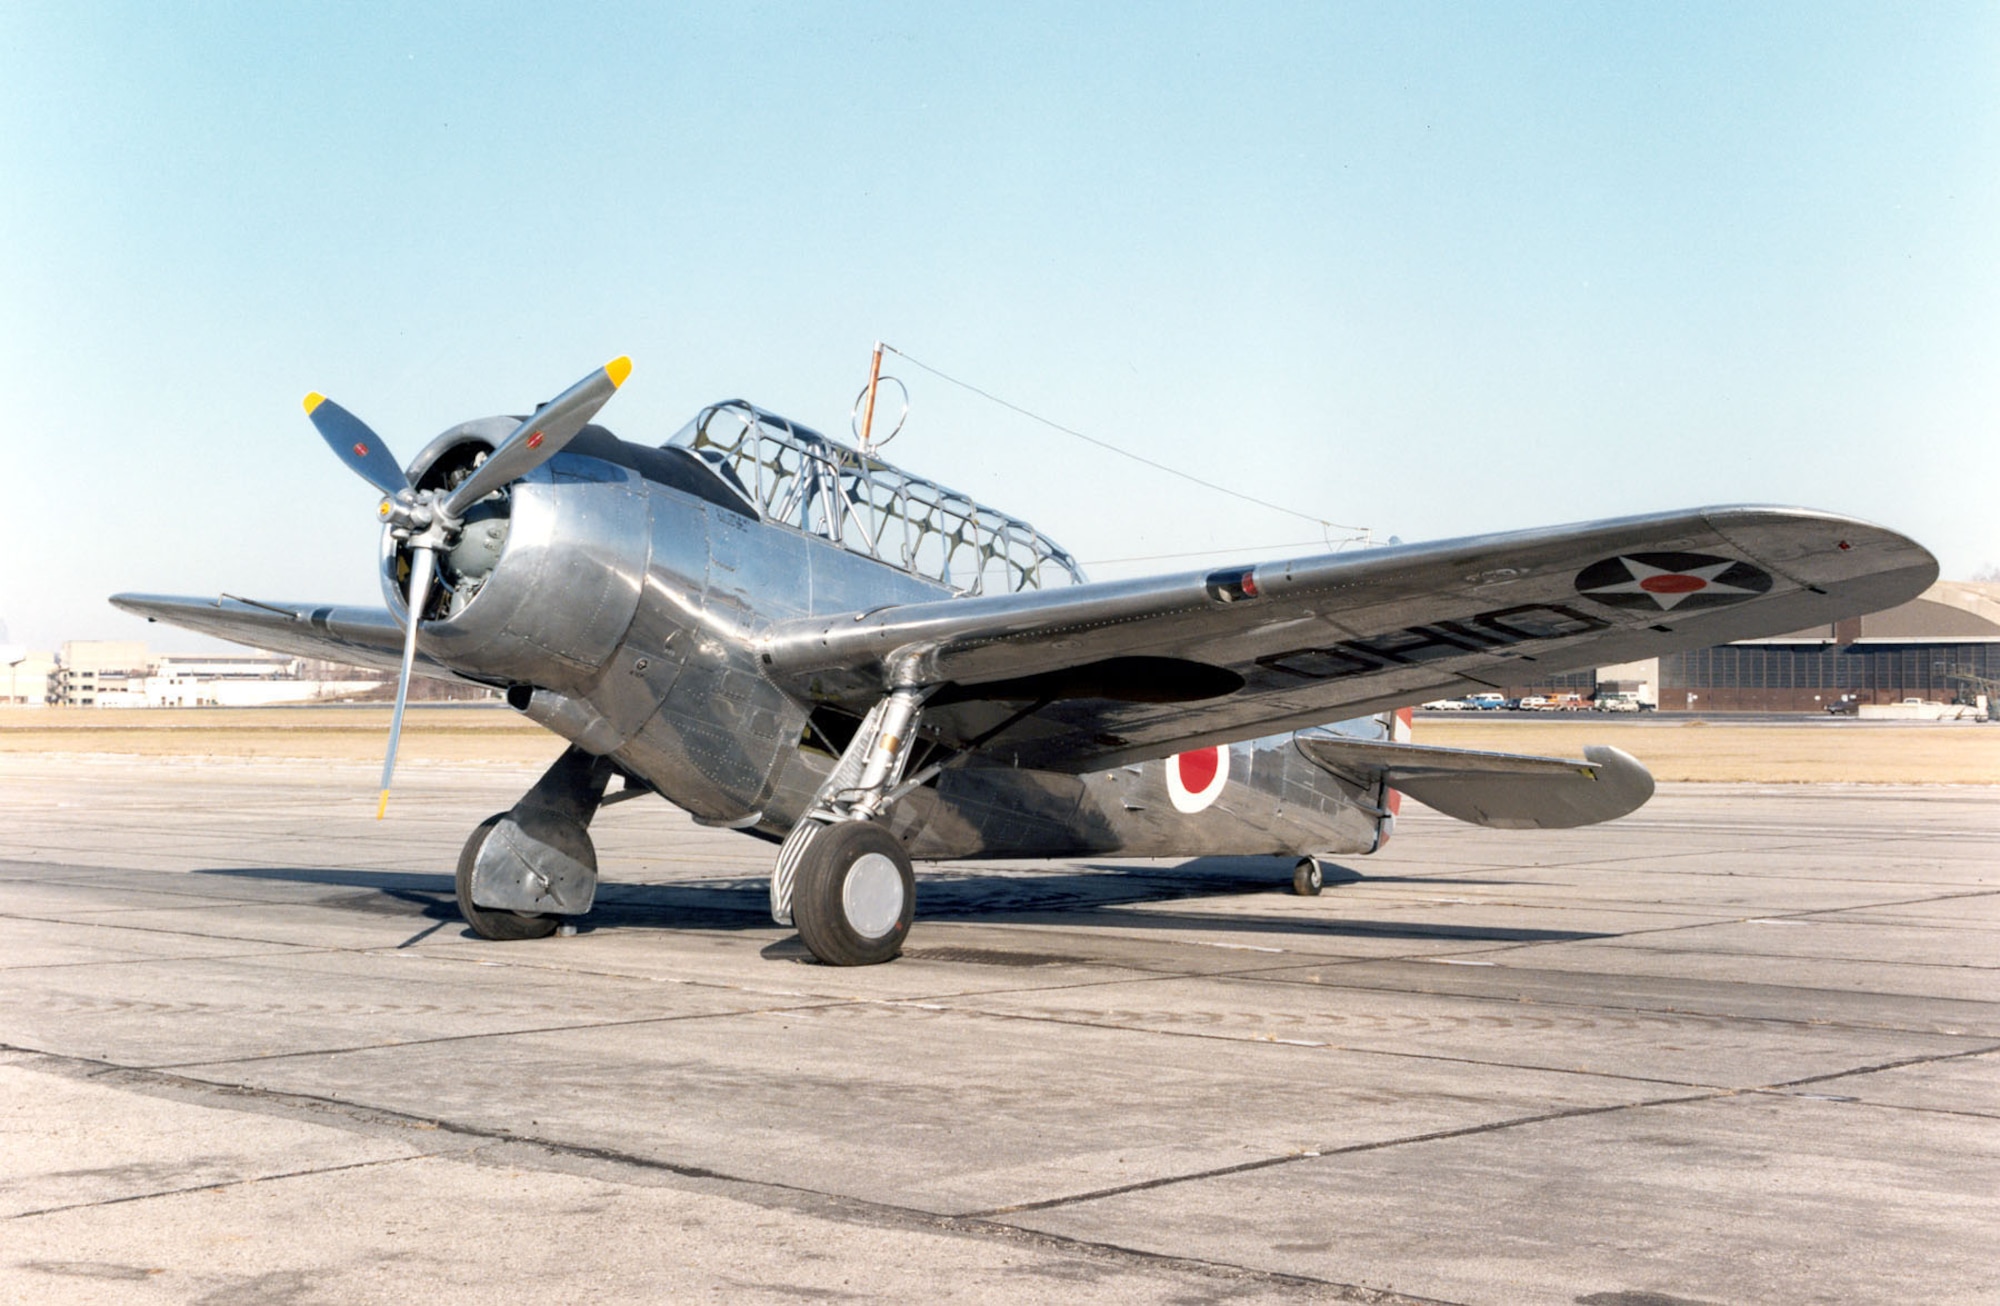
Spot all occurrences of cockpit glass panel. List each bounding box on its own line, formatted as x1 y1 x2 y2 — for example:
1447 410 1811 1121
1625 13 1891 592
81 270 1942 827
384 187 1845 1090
667 401 1085 595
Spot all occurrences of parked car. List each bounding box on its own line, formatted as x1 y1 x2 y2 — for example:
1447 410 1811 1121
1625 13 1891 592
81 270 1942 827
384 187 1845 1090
1516 695 1549 710
1421 698 1469 711
1465 692 1507 710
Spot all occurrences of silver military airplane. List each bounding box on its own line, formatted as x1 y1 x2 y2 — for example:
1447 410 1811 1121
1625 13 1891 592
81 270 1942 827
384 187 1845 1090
114 357 1937 965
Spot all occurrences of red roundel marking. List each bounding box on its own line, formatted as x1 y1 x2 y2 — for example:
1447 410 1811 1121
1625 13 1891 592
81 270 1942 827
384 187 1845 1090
1165 745 1229 813
352 442 370 458
1177 748 1219 792
527 431 545 450
1639 574 1707 594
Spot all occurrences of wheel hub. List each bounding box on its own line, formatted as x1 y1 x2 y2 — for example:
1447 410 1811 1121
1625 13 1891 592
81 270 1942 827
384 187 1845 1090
843 852 907 939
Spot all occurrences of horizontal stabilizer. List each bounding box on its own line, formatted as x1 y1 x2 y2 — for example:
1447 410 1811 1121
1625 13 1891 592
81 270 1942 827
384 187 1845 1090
1293 733 1654 830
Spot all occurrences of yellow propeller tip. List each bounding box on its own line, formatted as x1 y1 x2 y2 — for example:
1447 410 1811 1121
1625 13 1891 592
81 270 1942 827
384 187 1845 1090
304 392 327 413
375 790 390 820
605 355 633 388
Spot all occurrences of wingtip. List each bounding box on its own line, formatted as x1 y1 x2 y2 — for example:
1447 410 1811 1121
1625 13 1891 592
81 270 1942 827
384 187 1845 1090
605 355 633 388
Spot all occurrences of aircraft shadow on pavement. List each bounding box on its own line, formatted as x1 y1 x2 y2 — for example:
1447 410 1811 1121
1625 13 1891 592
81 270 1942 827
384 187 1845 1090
197 859 1603 948
199 866 461 922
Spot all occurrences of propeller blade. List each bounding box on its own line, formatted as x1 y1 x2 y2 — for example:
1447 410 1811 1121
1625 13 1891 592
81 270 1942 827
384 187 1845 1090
305 393 411 497
441 355 632 519
376 544 436 819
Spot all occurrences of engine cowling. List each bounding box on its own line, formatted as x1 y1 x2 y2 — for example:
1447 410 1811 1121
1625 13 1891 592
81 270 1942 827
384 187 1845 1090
383 420 652 693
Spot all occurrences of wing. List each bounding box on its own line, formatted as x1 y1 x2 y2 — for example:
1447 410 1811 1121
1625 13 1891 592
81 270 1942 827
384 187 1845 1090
108 594 472 684
1293 733 1654 829
762 505 1936 771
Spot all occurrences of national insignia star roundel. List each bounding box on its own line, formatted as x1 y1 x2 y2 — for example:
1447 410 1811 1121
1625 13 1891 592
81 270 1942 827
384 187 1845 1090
1574 551 1773 612
1165 745 1230 813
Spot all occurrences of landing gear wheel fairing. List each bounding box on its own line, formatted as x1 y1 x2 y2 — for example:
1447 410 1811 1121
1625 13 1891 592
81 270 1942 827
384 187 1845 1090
455 813 561 940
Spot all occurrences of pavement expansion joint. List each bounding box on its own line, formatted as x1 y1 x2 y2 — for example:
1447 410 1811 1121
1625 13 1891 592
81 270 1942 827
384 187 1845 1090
0 946 334 974
962 1090 1726 1219
135 1000 853 1071
1755 1041 2000 1093
1601 940 1998 970
881 993 1747 1090
8 1154 442 1222
0 908 329 952
930 1218 1462 1306
1250 965 1997 1038
3 1046 1449 1303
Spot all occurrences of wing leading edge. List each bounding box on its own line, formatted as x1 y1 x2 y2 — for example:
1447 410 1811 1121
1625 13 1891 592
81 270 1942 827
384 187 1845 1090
762 505 1936 771
108 594 470 684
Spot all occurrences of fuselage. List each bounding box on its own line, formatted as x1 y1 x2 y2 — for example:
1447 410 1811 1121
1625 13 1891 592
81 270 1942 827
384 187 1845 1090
395 412 1394 864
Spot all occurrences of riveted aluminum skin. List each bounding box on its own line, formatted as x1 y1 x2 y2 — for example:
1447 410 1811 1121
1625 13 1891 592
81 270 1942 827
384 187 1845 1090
612 500 817 824
385 446 652 694
514 687 627 755
593 468 947 826
880 733 1387 862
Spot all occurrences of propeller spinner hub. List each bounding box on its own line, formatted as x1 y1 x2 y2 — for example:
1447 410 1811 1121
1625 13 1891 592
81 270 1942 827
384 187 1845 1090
302 355 632 819
379 491 440 534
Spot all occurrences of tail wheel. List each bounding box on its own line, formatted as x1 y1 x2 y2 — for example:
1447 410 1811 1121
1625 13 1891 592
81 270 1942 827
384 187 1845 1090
1292 857 1325 896
455 813 560 940
792 820 915 966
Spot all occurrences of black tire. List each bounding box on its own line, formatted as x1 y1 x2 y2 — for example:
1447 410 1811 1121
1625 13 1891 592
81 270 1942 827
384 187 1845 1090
1292 857 1324 897
455 813 561 940
791 821 915 966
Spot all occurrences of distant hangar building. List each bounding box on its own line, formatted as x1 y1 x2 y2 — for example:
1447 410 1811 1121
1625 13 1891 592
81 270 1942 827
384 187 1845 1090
1606 580 2000 713
47 641 391 708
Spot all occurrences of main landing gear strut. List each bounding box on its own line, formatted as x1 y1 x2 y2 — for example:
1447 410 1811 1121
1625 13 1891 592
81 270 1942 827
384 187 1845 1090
771 684 932 967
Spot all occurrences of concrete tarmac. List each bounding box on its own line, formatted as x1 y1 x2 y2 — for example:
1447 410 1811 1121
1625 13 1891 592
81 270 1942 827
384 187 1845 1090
1 753 1994 1304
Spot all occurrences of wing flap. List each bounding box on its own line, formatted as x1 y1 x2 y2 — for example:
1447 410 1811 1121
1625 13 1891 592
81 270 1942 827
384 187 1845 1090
1294 734 1655 829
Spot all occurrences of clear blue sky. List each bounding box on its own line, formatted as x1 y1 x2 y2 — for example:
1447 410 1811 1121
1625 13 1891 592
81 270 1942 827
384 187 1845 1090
3 2 1994 652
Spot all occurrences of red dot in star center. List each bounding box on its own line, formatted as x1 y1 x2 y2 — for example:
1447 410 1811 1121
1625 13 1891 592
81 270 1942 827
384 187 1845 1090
1640 574 1707 594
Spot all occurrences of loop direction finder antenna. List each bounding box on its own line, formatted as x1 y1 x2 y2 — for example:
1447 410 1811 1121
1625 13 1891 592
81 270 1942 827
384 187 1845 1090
851 341 909 453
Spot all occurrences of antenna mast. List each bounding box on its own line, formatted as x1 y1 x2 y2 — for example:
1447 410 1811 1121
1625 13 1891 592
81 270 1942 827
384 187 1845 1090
858 341 885 453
